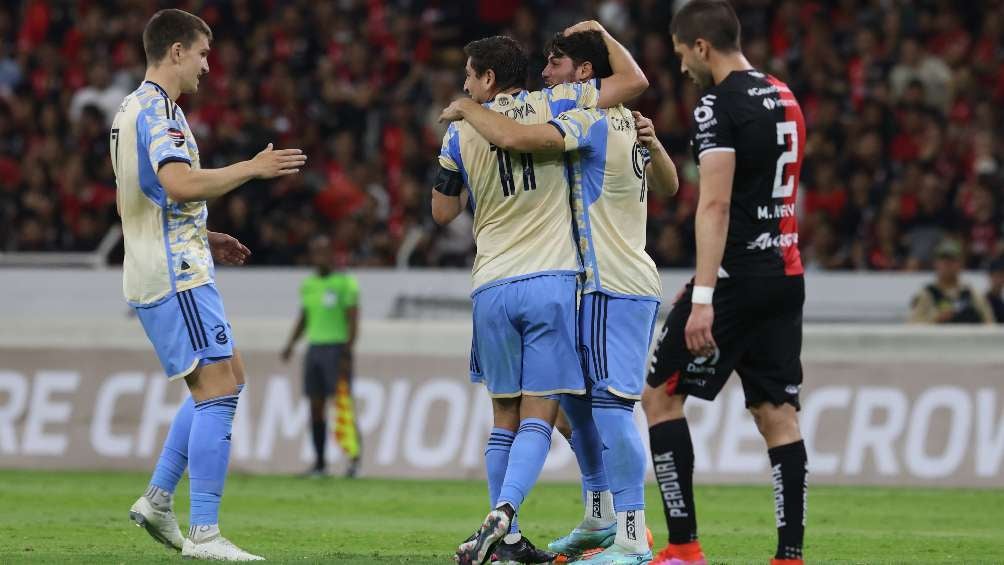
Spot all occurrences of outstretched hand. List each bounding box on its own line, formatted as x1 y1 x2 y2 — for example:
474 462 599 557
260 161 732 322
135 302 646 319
208 231 251 265
253 143 307 179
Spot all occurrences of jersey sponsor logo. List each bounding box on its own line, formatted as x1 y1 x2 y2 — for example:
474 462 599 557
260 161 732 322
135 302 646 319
763 97 777 110
167 128 185 147
757 204 796 220
697 117 718 131
694 95 717 123
748 85 780 97
499 102 536 121
609 114 634 131
747 232 799 251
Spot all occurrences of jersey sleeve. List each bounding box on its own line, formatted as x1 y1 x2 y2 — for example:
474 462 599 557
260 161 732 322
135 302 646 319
543 78 601 116
548 108 605 153
435 123 466 196
344 276 360 308
138 98 192 173
692 92 736 160
438 123 462 173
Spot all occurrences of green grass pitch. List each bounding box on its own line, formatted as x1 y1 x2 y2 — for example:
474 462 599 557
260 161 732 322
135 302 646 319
0 470 1001 564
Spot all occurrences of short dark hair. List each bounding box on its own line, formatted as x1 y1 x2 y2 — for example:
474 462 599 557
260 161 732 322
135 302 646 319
670 0 741 52
143 9 212 65
545 31 613 79
463 36 528 92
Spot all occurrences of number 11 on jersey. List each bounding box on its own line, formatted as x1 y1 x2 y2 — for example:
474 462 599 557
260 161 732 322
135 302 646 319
491 144 536 197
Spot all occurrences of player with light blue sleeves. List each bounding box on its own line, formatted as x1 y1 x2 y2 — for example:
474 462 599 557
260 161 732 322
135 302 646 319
112 9 305 562
453 24 679 565
435 23 650 565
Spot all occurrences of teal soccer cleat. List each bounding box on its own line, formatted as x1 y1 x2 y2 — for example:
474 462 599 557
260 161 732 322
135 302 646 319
547 522 616 560
568 543 652 564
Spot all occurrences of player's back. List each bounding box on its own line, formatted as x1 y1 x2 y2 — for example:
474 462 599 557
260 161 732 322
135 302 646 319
691 70 805 277
111 81 211 305
555 104 661 299
440 83 599 290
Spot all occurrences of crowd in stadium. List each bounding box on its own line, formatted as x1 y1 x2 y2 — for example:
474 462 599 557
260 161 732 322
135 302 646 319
0 0 1001 272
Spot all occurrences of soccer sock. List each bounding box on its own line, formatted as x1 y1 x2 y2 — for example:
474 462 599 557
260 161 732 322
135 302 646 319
149 395 194 497
559 395 613 528
769 440 808 560
592 393 647 551
485 428 520 534
188 393 239 526
311 420 326 470
497 418 552 513
615 510 647 553
649 418 698 544
148 383 245 499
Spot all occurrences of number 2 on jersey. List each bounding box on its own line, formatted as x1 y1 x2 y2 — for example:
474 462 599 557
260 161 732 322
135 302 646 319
491 145 536 197
772 121 797 198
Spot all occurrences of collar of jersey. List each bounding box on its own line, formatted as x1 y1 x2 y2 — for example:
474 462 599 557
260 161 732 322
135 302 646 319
485 89 527 107
144 80 170 98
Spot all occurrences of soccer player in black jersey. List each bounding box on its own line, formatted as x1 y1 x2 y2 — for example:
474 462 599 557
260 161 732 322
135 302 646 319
642 2 807 565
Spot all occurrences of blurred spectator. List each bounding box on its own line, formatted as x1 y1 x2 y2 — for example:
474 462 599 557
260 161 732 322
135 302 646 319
987 256 1004 323
909 239 995 324
0 1 1000 273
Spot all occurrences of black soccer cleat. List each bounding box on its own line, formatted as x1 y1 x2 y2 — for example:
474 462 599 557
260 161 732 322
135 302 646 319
493 535 557 564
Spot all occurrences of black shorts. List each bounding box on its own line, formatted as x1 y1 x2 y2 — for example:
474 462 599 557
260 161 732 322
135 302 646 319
304 344 346 397
647 275 804 409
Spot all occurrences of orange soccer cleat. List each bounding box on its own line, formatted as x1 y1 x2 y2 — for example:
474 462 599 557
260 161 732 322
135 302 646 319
651 541 706 565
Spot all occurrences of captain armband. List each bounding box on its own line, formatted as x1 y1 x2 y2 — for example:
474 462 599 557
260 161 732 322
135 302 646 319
433 167 464 197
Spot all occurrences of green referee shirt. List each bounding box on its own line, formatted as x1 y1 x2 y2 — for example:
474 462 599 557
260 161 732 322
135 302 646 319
300 272 359 345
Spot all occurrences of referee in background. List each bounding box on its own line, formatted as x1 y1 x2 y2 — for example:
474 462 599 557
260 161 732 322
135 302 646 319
282 235 361 477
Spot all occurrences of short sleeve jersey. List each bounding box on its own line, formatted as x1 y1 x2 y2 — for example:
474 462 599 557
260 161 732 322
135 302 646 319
438 80 600 291
549 104 662 300
691 70 805 277
110 80 212 305
300 272 359 344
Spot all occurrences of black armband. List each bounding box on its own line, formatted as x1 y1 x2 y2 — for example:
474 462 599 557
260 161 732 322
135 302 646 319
433 167 464 197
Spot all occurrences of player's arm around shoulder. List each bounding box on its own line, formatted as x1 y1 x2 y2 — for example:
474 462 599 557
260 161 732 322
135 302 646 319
634 110 678 196
440 97 563 153
158 143 307 203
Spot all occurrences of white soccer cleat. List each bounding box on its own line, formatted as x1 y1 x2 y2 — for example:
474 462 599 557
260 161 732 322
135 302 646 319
129 495 185 551
182 533 265 561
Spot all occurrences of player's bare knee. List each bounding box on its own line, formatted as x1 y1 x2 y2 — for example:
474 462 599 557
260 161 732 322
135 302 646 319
519 395 559 424
750 402 800 445
185 360 239 402
492 397 520 431
641 384 685 425
554 409 573 441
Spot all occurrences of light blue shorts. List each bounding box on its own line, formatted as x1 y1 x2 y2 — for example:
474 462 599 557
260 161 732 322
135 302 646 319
470 273 585 398
134 283 234 380
579 292 659 400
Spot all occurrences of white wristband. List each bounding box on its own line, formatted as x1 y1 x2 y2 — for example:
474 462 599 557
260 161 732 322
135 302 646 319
692 285 714 305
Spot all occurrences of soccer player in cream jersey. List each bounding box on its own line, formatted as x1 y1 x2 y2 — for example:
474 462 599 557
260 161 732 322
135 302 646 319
113 9 305 562
433 24 649 565
445 26 679 565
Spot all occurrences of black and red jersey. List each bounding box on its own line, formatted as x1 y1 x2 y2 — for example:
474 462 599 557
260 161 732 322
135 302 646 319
690 69 805 277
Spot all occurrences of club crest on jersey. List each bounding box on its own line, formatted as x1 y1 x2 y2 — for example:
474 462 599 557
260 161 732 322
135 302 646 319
167 128 185 147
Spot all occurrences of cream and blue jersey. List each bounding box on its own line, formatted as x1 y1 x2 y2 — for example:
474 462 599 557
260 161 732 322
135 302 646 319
438 81 600 292
110 80 213 306
549 105 662 300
